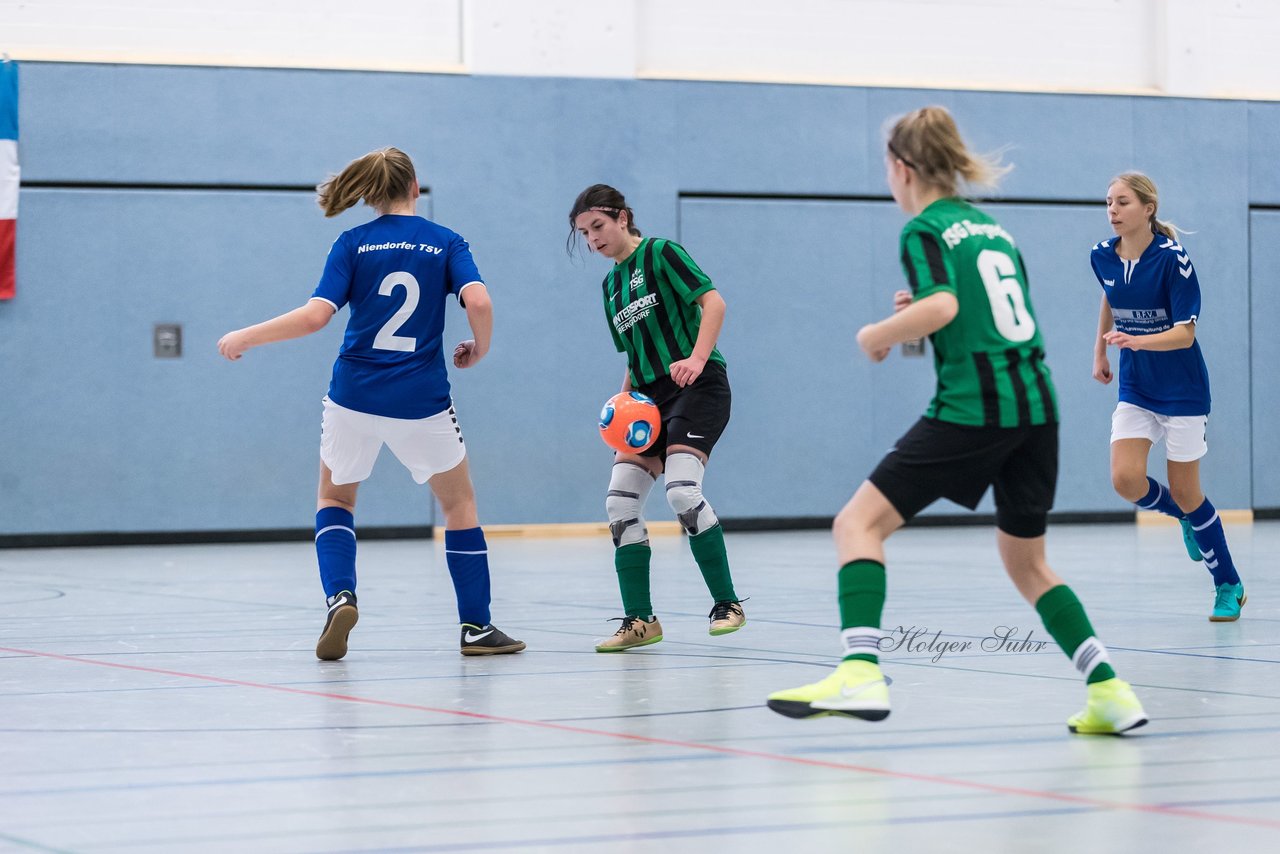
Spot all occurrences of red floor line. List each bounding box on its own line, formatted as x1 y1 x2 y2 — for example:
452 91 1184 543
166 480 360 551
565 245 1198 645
5 645 1278 831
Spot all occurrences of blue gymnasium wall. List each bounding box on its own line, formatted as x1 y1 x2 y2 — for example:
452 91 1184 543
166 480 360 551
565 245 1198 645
1 62 1277 535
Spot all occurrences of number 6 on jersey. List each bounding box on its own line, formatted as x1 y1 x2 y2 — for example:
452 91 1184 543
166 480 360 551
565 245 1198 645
977 249 1036 343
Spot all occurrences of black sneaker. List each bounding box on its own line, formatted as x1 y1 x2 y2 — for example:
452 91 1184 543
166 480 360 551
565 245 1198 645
460 623 526 656
316 590 358 661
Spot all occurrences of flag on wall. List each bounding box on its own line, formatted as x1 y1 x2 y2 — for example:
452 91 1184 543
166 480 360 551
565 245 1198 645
0 59 17 300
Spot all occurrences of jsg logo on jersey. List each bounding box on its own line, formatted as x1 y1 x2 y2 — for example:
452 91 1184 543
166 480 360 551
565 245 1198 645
629 269 645 292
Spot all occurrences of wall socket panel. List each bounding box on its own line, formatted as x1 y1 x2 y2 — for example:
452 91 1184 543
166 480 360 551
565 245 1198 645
901 338 926 357
154 323 183 358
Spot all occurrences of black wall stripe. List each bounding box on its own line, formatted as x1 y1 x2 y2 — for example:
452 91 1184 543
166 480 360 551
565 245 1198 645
972 352 1001 427
918 233 949 284
25 180 431 194
678 190 1108 208
0 526 434 548
1005 348 1031 426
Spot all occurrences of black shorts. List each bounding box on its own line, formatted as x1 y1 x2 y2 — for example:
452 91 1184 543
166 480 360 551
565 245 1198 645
868 417 1059 538
635 361 731 460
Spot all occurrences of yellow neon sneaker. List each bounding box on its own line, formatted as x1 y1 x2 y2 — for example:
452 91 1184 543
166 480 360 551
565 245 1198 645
1067 678 1148 735
766 660 890 721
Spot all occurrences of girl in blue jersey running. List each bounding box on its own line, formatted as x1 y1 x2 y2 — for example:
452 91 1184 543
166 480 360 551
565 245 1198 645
1091 171 1246 621
218 147 525 659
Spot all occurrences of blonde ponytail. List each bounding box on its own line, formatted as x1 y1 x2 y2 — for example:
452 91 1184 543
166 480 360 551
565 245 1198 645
886 106 1011 197
316 147 417 218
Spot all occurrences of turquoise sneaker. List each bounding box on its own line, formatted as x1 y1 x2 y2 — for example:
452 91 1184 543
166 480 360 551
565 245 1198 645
1178 518 1203 562
1209 582 1246 622
1067 678 1148 735
767 660 891 721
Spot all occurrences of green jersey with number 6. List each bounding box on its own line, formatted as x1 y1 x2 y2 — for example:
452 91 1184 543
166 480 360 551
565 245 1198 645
899 197 1058 428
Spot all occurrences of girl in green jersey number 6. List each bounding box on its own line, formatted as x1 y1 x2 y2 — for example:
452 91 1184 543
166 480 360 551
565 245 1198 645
768 107 1148 735
569 184 746 652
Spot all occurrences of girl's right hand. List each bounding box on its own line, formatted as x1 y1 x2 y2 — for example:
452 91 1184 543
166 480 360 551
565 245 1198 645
217 330 251 361
856 324 890 363
1092 353 1113 384
893 290 913 313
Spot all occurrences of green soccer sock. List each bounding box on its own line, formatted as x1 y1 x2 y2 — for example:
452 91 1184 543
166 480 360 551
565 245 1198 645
838 559 887 663
615 543 653 618
688 524 737 603
1035 584 1117 685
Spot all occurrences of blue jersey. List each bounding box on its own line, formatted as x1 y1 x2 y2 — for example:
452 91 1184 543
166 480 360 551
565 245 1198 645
311 214 483 419
1090 234 1210 416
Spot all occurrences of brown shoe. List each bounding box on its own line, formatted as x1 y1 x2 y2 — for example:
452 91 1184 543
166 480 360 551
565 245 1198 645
595 616 663 652
316 591 358 661
708 600 746 636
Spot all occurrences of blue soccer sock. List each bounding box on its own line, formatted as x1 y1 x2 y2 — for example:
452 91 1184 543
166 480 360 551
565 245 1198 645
1135 477 1184 519
1186 498 1242 586
445 527 492 626
315 507 357 598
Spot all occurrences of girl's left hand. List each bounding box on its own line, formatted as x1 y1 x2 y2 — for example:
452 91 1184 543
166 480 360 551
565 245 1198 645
669 355 706 387
1103 330 1141 351
453 339 480 368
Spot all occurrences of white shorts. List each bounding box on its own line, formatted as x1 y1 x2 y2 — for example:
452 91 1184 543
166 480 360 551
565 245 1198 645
1110 402 1208 462
320 397 467 485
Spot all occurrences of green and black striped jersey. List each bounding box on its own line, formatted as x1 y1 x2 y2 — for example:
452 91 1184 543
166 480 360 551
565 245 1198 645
602 238 726 387
900 197 1058 428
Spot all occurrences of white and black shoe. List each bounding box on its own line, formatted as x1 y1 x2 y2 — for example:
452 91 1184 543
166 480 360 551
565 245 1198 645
460 623 526 656
316 590 358 661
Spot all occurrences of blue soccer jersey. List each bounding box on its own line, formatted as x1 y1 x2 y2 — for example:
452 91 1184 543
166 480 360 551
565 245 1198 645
311 214 483 419
1090 234 1211 415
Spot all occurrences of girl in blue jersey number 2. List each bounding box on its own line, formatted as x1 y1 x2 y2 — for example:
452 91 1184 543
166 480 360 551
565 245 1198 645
1092 172 1246 621
218 147 525 659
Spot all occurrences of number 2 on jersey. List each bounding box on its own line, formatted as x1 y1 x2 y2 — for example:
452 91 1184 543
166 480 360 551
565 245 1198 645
977 249 1036 343
373 271 420 352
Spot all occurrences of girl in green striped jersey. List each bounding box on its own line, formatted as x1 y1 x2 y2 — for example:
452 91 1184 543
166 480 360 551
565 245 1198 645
768 107 1146 735
570 184 745 652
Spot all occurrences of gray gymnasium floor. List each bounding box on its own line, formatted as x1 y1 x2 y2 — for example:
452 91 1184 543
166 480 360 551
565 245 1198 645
1 521 1277 853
